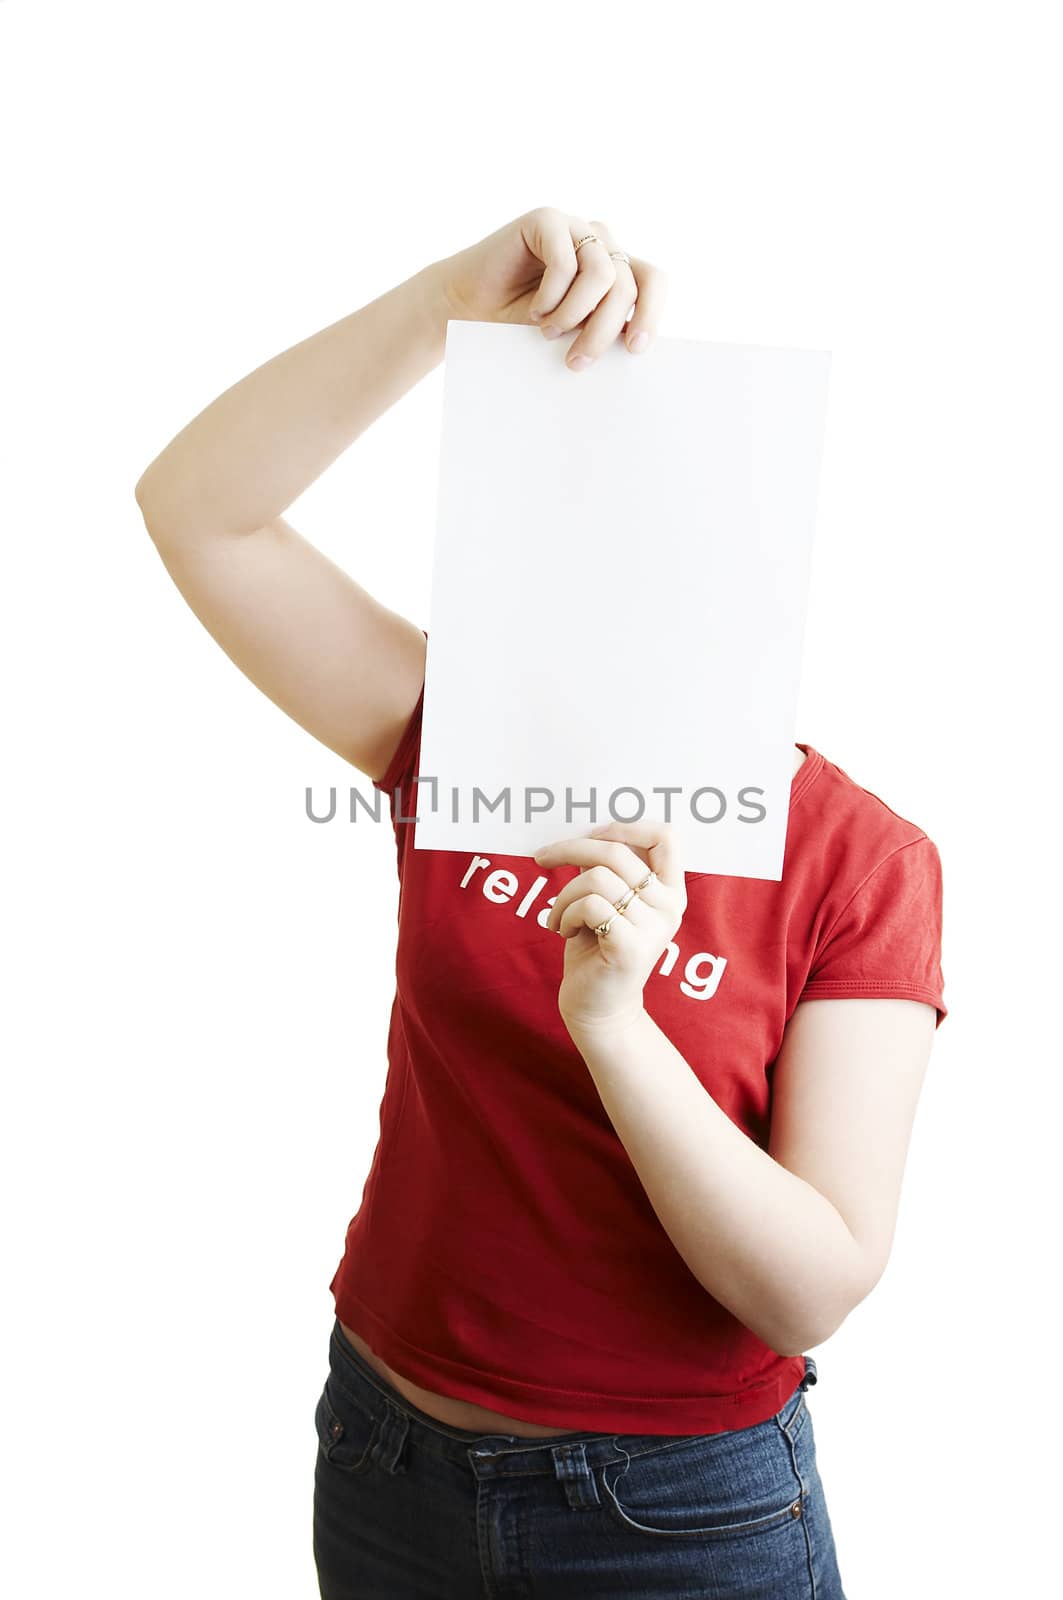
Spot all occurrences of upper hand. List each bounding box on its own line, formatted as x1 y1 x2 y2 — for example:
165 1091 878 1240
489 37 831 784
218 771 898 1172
435 205 666 369
533 819 688 1035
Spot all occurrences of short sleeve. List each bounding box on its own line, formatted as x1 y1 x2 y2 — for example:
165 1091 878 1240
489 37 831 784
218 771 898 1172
800 835 948 1028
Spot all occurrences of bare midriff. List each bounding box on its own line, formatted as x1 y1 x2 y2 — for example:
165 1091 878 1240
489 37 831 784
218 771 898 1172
338 1320 584 1437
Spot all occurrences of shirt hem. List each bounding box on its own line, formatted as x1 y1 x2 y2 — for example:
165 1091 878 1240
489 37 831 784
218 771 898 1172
799 979 947 1027
331 1286 808 1436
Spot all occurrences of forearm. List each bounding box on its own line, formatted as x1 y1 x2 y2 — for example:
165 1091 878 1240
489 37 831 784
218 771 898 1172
134 258 454 536
567 1009 871 1355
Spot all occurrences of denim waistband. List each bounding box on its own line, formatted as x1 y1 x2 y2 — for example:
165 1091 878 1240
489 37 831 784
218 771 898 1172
326 1317 816 1481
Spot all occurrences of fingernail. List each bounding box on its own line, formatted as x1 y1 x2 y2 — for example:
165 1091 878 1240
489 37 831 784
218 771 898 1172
568 354 593 371
628 331 649 353
542 325 562 340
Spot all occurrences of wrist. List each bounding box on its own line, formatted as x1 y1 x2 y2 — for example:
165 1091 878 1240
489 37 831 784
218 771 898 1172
562 1005 651 1055
416 257 466 333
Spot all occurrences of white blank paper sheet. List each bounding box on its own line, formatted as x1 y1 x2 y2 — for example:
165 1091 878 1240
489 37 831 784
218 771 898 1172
412 320 831 879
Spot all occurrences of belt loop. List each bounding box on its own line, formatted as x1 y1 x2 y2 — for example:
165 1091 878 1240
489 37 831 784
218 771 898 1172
800 1356 819 1391
551 1441 602 1509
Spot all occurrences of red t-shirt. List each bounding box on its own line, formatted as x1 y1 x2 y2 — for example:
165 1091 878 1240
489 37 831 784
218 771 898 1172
330 666 947 1434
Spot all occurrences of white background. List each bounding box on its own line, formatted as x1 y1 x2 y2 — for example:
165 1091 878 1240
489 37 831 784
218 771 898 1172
1 2 1058 1595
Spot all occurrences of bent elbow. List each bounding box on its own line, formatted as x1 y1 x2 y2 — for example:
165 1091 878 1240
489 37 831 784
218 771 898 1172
134 468 158 511
134 474 159 534
134 474 183 549
771 1275 879 1357
771 1313 843 1358
772 1312 846 1359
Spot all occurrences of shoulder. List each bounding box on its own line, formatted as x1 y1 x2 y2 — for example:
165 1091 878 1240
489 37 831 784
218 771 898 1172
791 749 948 1025
793 747 941 889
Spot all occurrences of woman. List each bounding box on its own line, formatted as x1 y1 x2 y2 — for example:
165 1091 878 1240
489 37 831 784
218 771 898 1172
135 205 947 1599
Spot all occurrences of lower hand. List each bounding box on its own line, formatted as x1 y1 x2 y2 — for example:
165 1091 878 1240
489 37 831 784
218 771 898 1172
532 819 688 1035
434 205 665 368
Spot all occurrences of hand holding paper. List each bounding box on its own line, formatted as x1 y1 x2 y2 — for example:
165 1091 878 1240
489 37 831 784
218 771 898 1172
533 818 688 1034
437 204 662 363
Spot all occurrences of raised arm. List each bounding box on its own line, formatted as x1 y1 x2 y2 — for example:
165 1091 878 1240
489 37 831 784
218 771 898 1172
133 262 450 778
133 206 660 777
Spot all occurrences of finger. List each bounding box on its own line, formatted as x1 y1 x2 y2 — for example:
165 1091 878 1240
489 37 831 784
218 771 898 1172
621 258 667 354
589 819 684 891
565 261 640 366
524 208 581 323
563 215 639 363
534 215 618 337
569 216 663 358
557 891 640 944
534 835 672 905
545 864 655 933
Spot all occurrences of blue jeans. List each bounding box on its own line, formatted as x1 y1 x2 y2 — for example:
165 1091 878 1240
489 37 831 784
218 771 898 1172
312 1317 847 1598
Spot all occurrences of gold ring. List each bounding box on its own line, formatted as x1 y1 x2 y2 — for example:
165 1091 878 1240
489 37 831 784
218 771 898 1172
594 869 657 936
573 233 600 252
